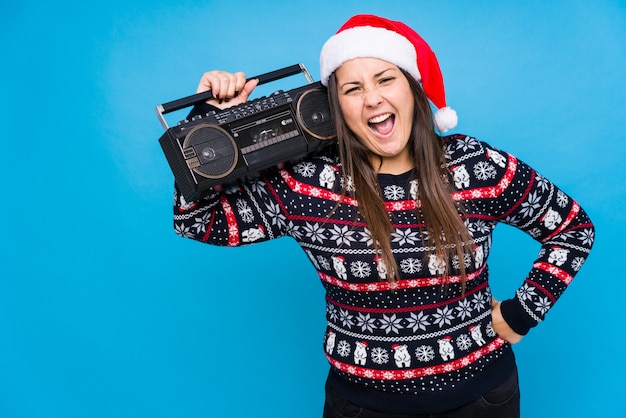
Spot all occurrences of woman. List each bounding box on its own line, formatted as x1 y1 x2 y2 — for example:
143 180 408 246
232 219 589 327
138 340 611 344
172 14 594 418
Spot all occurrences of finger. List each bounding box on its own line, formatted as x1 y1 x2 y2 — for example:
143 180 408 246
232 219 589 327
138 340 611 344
238 78 259 102
230 72 247 97
196 71 234 99
196 71 214 94
218 72 242 99
196 70 226 96
214 73 235 99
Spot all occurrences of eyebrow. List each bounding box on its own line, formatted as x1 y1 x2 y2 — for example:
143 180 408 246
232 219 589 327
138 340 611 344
339 67 397 89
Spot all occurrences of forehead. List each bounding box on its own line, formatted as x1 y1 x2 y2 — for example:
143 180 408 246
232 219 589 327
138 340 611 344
335 57 400 81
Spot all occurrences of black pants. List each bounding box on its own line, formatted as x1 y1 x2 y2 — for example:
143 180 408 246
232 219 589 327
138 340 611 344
323 370 520 418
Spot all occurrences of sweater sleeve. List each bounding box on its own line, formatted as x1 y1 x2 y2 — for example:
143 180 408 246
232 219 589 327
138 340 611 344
453 137 595 335
172 170 292 247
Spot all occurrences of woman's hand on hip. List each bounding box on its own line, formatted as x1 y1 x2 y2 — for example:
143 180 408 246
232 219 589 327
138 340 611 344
491 298 523 344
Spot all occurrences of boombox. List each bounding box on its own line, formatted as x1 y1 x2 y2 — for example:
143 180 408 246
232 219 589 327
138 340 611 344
156 64 337 201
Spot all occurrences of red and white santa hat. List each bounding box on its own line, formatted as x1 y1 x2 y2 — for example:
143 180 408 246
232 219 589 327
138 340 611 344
319 14 458 133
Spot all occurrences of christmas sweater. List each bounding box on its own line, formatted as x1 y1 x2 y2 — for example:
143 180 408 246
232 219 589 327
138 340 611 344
172 134 594 414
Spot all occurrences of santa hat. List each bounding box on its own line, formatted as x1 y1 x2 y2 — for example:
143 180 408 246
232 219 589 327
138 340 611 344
319 14 458 133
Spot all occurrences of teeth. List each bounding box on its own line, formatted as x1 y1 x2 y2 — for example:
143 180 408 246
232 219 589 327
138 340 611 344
368 113 392 124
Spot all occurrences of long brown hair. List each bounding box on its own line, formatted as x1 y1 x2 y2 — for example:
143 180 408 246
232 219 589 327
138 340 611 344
327 69 474 288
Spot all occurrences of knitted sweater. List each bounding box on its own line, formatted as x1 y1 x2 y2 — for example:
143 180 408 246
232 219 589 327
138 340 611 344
172 134 594 413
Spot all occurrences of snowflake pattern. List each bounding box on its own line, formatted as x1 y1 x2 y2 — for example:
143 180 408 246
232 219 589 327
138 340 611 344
456 136 479 152
356 313 377 333
579 229 595 246
380 314 403 334
473 161 497 181
337 340 351 357
340 175 355 192
535 174 550 192
371 347 390 364
339 309 354 329
383 185 405 200
329 224 357 246
519 191 542 218
456 334 473 351
415 345 435 362
556 190 569 207
471 220 491 235
191 212 211 233
236 199 254 223
265 202 286 228
471 291 488 311
359 228 375 247
444 143 455 160
392 228 421 246
174 223 194 238
571 256 586 271
351 260 372 279
432 306 454 328
294 161 317 177
285 221 301 239
302 222 326 244
327 304 338 322
517 283 537 301
317 256 331 270
406 311 430 332
400 258 422 274
534 297 552 315
455 299 473 320
452 254 472 270
250 179 268 196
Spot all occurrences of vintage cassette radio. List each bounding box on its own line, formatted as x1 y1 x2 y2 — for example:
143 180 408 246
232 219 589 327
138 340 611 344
156 64 336 201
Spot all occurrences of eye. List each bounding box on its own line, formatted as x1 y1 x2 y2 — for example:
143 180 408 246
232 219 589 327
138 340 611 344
379 77 395 85
343 86 361 95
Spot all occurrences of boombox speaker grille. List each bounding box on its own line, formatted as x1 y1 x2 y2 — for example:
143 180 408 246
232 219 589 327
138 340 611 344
297 89 336 140
183 124 238 179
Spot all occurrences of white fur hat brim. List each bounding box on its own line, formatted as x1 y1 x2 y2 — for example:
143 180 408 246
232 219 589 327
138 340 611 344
319 26 421 87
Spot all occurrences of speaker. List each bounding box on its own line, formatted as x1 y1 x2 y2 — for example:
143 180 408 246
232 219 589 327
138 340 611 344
182 124 239 179
297 88 335 140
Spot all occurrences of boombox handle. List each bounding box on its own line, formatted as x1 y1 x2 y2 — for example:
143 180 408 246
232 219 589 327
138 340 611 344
156 63 314 130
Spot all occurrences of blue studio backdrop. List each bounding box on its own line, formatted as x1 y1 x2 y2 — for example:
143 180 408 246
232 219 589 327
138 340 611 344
1 1 624 417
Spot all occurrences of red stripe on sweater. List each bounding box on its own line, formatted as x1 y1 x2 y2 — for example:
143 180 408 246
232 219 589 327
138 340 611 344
220 196 240 246
319 264 487 293
201 209 216 242
280 169 358 206
533 262 574 286
326 338 505 380
279 158 518 213
451 156 518 203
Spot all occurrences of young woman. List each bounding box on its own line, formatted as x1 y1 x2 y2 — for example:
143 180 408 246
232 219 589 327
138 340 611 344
172 14 594 418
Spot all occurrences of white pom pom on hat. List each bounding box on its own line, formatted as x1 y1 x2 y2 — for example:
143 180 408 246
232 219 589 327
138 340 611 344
319 14 458 133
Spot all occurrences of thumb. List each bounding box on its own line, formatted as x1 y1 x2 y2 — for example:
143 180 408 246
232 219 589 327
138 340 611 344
238 78 259 101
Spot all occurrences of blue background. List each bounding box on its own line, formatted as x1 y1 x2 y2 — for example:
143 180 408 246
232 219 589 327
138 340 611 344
1 0 624 417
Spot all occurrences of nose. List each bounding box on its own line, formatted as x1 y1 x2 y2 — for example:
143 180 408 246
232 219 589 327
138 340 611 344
363 88 383 107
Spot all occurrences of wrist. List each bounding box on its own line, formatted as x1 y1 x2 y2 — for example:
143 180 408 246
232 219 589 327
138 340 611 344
492 299 524 344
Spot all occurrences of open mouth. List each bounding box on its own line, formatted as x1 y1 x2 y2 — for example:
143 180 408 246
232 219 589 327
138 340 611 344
368 113 395 136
